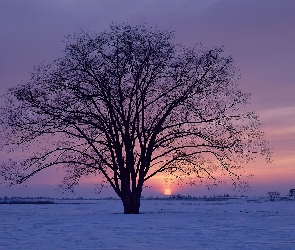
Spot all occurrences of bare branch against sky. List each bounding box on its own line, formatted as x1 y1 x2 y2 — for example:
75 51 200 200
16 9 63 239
0 0 294 198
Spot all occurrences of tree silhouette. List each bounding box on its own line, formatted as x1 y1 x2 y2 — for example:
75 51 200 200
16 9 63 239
0 24 270 213
267 191 280 201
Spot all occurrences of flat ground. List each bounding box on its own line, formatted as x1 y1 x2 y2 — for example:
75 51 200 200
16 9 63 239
1 198 295 249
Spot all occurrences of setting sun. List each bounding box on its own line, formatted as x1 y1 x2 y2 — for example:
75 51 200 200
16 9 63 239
164 189 172 196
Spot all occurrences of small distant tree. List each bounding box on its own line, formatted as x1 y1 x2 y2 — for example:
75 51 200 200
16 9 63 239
3 196 9 202
0 24 271 213
267 191 280 201
289 189 295 198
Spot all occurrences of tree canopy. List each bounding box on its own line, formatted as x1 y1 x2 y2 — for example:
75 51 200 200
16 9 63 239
0 24 270 213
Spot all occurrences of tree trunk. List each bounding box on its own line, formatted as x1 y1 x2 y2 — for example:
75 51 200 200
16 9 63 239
122 192 141 214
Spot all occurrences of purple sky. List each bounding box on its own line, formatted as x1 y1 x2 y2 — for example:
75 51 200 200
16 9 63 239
0 0 294 198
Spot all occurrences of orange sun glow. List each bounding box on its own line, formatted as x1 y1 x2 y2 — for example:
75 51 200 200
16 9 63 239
164 189 172 195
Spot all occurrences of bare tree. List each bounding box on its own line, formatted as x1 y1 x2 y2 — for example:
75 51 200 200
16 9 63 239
288 189 295 198
0 24 270 213
267 191 280 201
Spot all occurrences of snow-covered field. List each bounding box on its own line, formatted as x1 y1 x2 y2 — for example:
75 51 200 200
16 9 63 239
1 198 295 249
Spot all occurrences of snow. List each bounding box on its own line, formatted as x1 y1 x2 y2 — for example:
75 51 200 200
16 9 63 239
1 198 295 249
